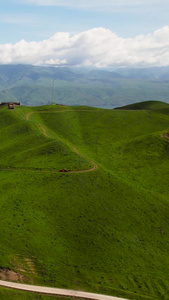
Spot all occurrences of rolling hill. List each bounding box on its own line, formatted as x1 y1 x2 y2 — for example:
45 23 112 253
0 101 169 299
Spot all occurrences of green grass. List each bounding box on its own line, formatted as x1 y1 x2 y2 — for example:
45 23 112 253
0 101 169 299
0 106 91 171
0 287 79 300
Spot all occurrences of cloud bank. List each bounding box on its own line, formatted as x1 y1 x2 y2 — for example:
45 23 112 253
1 27 169 68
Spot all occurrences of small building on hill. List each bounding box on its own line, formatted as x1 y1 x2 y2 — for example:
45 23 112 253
0 102 20 107
8 103 14 109
0 102 20 109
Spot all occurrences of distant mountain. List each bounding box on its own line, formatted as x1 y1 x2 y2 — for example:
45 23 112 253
88 70 122 78
0 64 81 84
1 64 169 107
115 66 169 80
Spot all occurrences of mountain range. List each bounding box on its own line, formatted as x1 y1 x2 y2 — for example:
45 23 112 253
1 64 169 108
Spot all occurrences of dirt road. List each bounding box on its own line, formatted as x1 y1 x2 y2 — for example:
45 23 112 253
0 110 98 173
0 110 127 299
27 111 98 173
0 280 128 300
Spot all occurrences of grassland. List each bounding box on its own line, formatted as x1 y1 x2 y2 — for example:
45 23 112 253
0 101 169 299
0 286 78 300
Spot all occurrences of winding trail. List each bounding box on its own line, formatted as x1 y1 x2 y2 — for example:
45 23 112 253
0 110 98 173
0 280 128 300
0 110 128 299
27 110 98 173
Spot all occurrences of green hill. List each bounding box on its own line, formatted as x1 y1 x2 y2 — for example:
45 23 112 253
0 101 169 299
116 100 169 119
116 99 169 110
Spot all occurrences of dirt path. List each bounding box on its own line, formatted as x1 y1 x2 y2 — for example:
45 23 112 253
38 124 98 173
0 111 128 299
26 111 33 120
27 110 98 173
39 124 50 138
0 280 128 300
0 110 98 173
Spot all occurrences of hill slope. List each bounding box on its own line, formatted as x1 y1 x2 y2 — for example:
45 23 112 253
0 102 169 299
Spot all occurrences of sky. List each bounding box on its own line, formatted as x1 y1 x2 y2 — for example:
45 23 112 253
0 0 169 69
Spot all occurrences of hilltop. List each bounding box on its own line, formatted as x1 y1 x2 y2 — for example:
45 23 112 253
115 100 169 110
0 101 169 299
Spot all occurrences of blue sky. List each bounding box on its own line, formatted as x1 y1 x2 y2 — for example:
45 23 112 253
0 0 169 68
1 0 169 43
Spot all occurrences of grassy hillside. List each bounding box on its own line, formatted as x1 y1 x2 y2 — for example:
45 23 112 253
0 287 74 300
0 101 169 299
116 100 169 116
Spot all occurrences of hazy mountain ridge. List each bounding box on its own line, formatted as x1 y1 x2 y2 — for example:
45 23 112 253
1 64 169 107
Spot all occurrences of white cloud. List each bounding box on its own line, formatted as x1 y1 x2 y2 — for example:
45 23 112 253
0 27 169 68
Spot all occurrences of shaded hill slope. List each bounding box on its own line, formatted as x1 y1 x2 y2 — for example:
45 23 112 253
0 102 169 299
116 100 169 117
115 100 169 111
